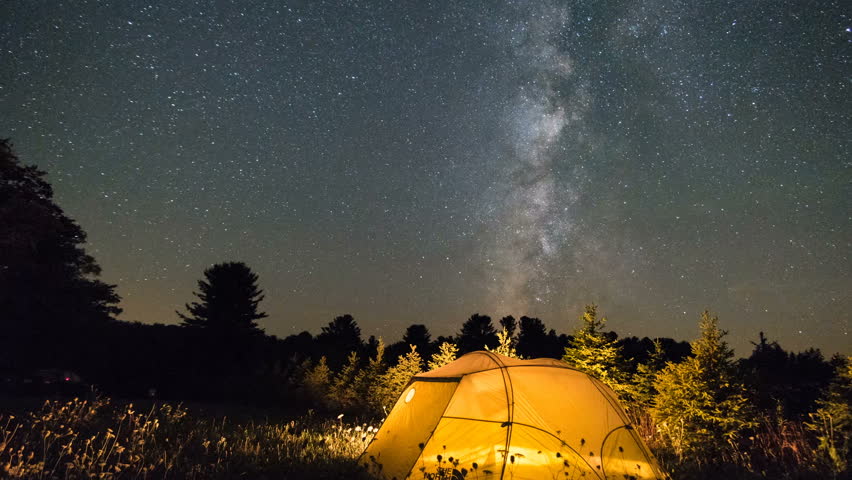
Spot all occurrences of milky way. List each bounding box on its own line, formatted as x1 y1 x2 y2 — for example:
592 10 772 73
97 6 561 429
2 1 849 355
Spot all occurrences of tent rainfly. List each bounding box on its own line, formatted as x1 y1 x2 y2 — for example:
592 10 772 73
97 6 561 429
360 351 666 480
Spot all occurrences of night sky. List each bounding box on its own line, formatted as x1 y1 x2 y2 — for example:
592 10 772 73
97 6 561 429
2 1 849 356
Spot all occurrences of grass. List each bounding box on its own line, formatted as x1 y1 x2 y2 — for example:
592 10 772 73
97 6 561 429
1 397 840 480
0 397 377 479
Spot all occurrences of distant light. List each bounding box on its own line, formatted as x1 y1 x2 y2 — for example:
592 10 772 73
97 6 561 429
65 377 71 381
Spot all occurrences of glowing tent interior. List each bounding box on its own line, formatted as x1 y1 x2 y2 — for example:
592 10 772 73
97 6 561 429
360 351 666 480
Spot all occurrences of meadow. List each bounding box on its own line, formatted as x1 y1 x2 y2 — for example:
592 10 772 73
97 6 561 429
0 394 840 480
0 397 376 479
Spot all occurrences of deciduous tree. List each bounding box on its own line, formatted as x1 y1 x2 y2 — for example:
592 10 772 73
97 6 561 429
0 139 120 368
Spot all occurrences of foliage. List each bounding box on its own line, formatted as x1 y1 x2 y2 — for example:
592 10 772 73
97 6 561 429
177 262 267 334
328 351 361 412
302 356 332 408
498 315 517 338
427 341 458 371
352 338 387 409
317 314 363 369
0 139 120 368
0 397 377 479
369 345 423 413
457 313 498 354
806 355 851 476
485 328 519 359
516 316 548 358
741 333 835 418
516 316 565 359
402 324 433 358
561 304 628 393
628 339 667 409
651 311 755 462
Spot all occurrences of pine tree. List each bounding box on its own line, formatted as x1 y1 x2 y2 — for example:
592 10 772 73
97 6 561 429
328 351 361 411
370 345 423 413
352 337 386 411
651 311 755 459
177 262 267 334
427 341 459 370
562 304 627 392
457 313 498 354
486 328 519 358
806 356 851 475
302 356 332 408
628 339 667 408
316 314 363 369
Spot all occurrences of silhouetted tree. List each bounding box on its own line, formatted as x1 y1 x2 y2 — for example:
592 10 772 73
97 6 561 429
741 333 835 418
457 313 498 354
402 324 433 357
517 316 549 358
178 262 267 335
499 315 517 338
316 314 363 368
364 335 382 360
0 139 121 369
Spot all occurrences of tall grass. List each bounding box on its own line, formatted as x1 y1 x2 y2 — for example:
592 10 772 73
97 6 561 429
630 408 833 480
1 397 840 479
0 397 377 479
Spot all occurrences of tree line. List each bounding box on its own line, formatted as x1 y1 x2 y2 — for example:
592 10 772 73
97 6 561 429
1 138 849 478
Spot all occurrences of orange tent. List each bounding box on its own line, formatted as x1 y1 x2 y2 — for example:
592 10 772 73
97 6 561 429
361 351 665 480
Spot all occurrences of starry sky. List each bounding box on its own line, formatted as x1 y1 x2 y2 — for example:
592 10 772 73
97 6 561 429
2 0 849 356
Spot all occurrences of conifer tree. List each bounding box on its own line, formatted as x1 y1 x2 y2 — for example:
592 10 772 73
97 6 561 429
302 356 332 407
629 339 667 408
486 328 519 358
806 356 851 475
348 338 388 413
370 345 423 413
177 262 267 334
651 311 755 459
562 304 627 392
457 313 498 353
427 341 458 370
328 351 361 411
